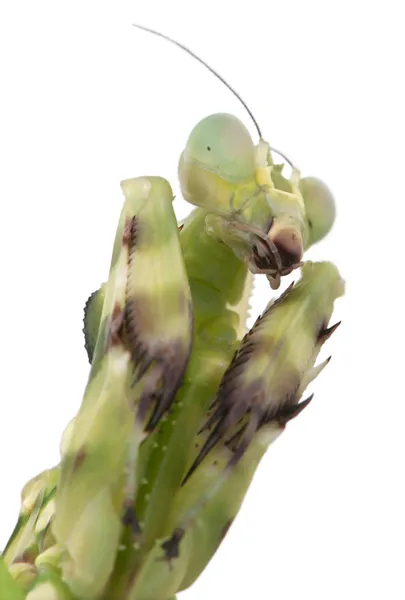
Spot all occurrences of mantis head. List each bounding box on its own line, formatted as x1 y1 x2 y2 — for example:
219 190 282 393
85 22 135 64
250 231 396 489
178 114 303 285
179 113 336 285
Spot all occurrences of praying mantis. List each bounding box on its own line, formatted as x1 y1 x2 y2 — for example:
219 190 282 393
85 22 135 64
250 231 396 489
1 24 344 600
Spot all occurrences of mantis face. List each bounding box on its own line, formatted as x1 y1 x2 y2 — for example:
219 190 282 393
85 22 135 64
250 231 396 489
179 113 336 286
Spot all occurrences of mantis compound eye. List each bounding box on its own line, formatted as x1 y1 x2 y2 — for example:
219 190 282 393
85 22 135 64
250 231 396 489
183 113 256 182
299 177 336 247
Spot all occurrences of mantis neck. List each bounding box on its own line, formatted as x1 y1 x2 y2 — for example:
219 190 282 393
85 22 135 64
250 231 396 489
180 208 252 343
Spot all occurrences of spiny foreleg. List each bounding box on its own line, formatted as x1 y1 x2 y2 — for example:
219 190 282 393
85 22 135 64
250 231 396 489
52 176 193 599
157 261 344 589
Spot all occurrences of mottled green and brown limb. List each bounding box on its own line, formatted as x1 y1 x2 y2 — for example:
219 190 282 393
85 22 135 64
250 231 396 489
52 176 193 599
156 261 344 588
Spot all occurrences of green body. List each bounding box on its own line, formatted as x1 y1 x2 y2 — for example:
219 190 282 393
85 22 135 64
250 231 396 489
2 113 343 600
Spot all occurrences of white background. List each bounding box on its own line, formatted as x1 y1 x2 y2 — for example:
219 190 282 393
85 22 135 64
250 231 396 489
1 1 404 599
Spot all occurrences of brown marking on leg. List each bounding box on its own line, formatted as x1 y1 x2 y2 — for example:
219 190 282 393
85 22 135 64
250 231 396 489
122 216 137 248
72 447 87 472
121 502 142 537
108 303 125 347
159 528 185 570
124 295 193 431
20 545 39 564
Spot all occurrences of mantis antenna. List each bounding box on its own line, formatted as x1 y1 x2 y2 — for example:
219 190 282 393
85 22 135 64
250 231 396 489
270 146 296 170
132 23 263 139
133 24 297 171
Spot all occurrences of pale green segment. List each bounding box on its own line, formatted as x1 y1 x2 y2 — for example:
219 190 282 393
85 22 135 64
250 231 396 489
179 207 250 339
35 544 64 574
173 424 281 592
0 556 26 600
26 576 76 600
3 468 58 567
7 562 37 591
241 261 344 391
52 353 132 600
122 176 192 346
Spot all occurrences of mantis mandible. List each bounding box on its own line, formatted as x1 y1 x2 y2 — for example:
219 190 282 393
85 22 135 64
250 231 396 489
2 24 343 600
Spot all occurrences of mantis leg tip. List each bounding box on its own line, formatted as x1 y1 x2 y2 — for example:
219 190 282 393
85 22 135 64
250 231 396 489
317 321 341 344
277 394 314 427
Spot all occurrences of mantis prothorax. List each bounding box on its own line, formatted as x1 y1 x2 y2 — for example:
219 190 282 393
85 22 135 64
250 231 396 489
2 24 343 600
